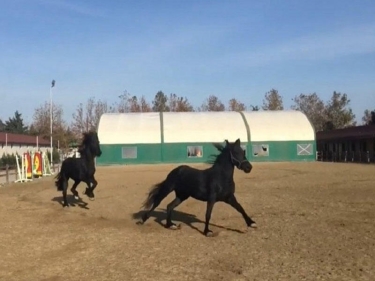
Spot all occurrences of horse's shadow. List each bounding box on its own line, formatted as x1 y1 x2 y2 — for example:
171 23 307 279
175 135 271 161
132 208 245 235
51 194 90 209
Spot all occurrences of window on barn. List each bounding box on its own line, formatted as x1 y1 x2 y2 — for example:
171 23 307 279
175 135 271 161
297 144 313 155
241 145 247 156
187 146 203 158
122 147 137 159
252 144 269 157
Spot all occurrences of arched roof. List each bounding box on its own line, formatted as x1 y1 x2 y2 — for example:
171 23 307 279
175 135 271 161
98 110 315 144
162 112 248 143
242 110 315 141
98 113 161 144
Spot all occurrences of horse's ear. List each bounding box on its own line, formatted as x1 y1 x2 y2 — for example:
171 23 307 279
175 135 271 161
225 140 229 146
235 138 240 145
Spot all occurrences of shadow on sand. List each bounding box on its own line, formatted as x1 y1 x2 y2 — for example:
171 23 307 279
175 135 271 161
51 194 90 209
132 208 245 236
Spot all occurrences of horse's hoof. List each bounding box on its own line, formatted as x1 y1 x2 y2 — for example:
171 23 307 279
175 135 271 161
168 224 181 230
74 196 80 200
205 231 214 237
63 204 69 208
249 223 257 228
136 220 144 225
89 197 95 201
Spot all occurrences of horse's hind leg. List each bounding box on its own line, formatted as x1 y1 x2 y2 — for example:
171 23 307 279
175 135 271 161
137 196 164 225
62 179 69 207
165 195 187 229
70 180 81 200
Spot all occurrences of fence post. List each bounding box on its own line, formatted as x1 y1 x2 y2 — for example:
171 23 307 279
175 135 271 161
367 151 370 163
5 164 9 185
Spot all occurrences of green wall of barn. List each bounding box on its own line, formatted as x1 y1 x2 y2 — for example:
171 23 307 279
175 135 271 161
96 140 316 165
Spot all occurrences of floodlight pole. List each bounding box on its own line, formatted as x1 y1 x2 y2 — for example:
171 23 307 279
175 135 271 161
50 80 55 168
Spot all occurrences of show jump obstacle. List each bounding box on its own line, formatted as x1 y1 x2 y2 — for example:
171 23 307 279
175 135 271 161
15 151 53 183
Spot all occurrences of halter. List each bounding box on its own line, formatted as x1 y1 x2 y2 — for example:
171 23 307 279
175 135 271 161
230 151 248 169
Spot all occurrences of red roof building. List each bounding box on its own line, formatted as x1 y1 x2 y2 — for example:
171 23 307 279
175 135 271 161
0 132 50 146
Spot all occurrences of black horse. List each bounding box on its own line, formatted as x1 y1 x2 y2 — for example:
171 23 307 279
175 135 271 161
137 138 257 236
55 131 102 207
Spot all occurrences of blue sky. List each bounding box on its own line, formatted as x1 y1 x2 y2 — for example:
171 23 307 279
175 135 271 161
1 0 375 125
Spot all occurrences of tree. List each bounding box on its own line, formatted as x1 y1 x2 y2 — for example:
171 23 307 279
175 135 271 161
152 91 169 112
71 97 110 138
291 93 327 132
128 96 141 112
0 119 4 131
250 105 260 111
139 96 152 112
362 109 375 125
4 110 28 133
262 89 284 110
30 102 68 148
200 95 225 111
169 93 194 112
117 90 131 113
324 91 356 130
228 98 246 111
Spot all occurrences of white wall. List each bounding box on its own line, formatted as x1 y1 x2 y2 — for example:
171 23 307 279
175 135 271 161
0 145 50 156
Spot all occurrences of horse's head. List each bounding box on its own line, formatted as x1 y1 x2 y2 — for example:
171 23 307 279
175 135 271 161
225 138 252 173
81 131 102 158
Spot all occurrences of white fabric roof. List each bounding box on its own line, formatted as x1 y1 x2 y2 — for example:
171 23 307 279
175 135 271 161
242 110 315 141
163 112 247 143
98 110 315 144
97 113 161 144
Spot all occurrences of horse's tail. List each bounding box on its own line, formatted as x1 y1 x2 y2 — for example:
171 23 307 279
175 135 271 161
54 163 67 191
141 168 180 210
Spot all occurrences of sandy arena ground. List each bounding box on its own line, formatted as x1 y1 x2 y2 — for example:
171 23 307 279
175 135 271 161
0 162 374 281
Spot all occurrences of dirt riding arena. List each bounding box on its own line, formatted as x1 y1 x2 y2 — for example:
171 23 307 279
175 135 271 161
0 162 374 281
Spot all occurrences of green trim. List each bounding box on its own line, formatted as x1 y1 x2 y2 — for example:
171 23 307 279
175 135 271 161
238 111 251 142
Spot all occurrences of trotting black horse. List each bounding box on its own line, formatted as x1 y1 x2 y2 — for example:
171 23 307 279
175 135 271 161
137 138 257 236
55 131 102 207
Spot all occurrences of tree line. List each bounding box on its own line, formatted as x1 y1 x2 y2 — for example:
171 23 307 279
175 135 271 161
0 89 374 152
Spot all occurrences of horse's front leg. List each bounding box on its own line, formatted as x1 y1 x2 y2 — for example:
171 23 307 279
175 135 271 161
224 194 257 229
203 200 216 237
84 176 97 201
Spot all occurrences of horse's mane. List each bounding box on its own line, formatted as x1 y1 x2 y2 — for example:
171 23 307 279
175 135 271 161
206 143 228 165
77 131 96 155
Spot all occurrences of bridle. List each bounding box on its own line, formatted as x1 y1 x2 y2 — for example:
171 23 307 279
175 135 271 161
230 151 248 169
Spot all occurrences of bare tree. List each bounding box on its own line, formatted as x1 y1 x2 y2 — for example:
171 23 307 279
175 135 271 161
71 97 111 138
200 95 225 111
228 98 246 111
139 96 152 112
30 102 69 148
262 89 284 110
291 93 327 132
169 93 194 112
